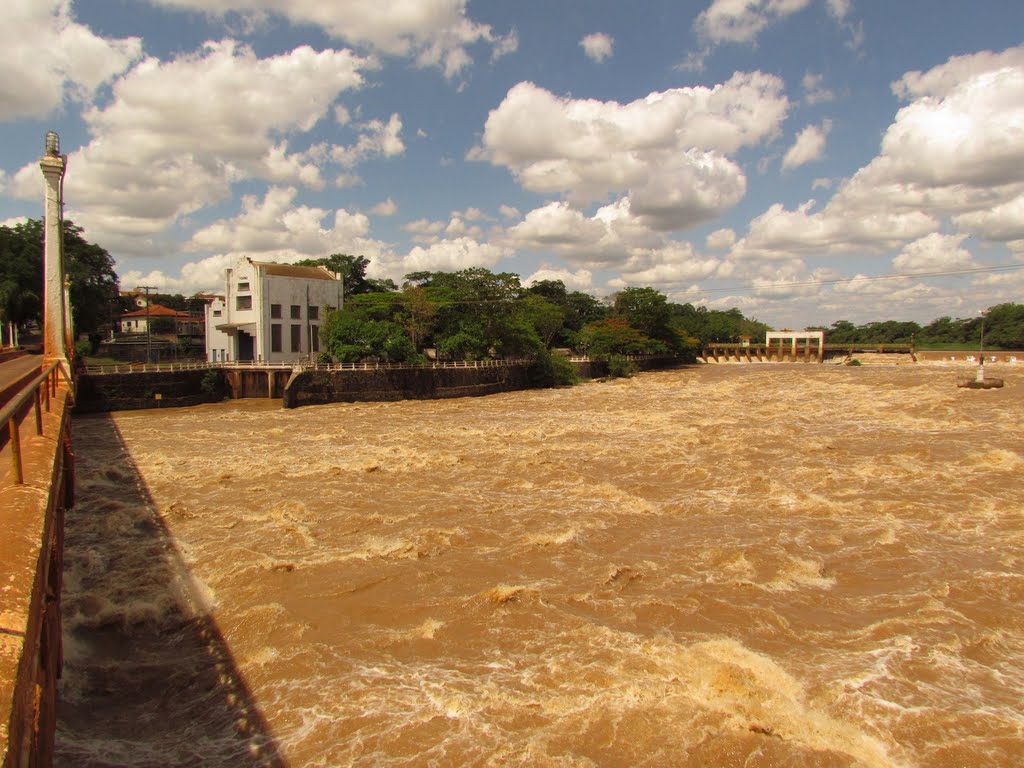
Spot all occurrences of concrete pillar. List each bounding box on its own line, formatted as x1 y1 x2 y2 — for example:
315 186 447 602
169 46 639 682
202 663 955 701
64 277 74 354
40 133 69 366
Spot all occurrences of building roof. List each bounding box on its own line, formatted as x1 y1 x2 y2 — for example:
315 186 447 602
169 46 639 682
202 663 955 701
121 303 190 319
253 261 339 281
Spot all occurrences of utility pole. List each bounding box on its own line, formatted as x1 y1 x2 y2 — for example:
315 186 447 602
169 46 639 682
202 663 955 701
138 285 156 363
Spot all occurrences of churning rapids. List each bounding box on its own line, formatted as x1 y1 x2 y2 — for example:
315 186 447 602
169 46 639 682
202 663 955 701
56 365 1023 767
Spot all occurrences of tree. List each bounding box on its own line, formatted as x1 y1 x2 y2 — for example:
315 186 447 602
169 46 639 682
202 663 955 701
428 268 534 357
526 279 568 305
563 291 608 333
0 219 119 337
613 287 682 350
576 318 662 356
320 308 418 363
295 254 392 299
982 303 1024 349
396 286 436 350
517 294 565 348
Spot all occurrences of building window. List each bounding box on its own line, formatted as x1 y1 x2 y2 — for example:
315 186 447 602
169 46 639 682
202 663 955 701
290 324 301 352
290 304 301 319
237 281 250 292
271 324 282 352
212 309 222 317
236 295 252 311
311 325 319 352
270 304 282 319
307 305 319 320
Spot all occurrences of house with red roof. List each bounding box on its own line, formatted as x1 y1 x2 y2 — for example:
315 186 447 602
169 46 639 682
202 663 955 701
119 303 199 336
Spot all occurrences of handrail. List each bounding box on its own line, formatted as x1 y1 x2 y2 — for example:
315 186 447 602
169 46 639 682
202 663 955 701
83 353 675 375
2 360 74 485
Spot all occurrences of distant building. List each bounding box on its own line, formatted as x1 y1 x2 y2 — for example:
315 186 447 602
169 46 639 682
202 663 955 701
119 303 198 335
204 257 343 363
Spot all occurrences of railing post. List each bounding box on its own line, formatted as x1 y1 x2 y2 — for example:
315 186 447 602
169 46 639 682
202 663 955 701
9 416 23 484
34 388 43 435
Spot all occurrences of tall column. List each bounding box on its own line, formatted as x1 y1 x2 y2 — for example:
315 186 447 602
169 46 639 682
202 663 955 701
40 131 69 365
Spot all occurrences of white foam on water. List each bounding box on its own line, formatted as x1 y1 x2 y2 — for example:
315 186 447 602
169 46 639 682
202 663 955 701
60 366 1024 766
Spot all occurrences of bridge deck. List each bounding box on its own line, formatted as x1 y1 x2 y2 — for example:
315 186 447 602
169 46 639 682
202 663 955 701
0 355 42 406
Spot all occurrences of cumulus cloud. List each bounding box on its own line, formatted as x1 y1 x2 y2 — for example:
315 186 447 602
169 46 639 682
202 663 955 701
330 113 405 167
475 72 787 230
188 186 385 261
706 228 736 250
523 266 596 293
694 0 815 45
955 195 1024 242
144 0 514 78
731 200 937 261
394 237 512 274
580 33 614 63
801 71 834 104
0 0 142 121
891 233 977 273
370 198 398 216
732 45 1024 263
7 40 371 259
615 241 722 288
694 1 859 53
781 119 832 171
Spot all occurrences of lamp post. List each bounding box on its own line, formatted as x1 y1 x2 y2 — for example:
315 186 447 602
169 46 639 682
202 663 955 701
40 130 70 365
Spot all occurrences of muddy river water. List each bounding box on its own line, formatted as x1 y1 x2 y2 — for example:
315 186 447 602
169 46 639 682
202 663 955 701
56 364 1023 766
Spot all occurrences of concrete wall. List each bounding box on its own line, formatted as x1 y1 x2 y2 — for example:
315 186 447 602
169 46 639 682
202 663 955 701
223 369 291 399
74 369 226 413
74 356 688 412
283 364 534 408
0 382 72 768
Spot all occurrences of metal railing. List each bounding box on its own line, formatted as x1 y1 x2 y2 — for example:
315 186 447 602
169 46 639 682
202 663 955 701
83 360 218 374
2 360 74 485
82 353 672 376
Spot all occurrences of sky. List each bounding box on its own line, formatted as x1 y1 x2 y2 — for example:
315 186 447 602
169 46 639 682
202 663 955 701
1 0 1023 329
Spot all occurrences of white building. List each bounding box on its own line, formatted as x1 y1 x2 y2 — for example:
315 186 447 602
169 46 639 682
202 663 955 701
205 258 343 363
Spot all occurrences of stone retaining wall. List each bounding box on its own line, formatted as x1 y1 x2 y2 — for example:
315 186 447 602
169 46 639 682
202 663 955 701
74 369 224 413
283 364 534 409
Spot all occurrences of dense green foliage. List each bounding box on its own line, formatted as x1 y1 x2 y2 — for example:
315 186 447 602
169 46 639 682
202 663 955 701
294 253 396 299
0 218 119 336
810 305 1024 349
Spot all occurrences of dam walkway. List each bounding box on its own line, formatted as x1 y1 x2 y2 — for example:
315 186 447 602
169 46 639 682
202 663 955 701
1 353 75 767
